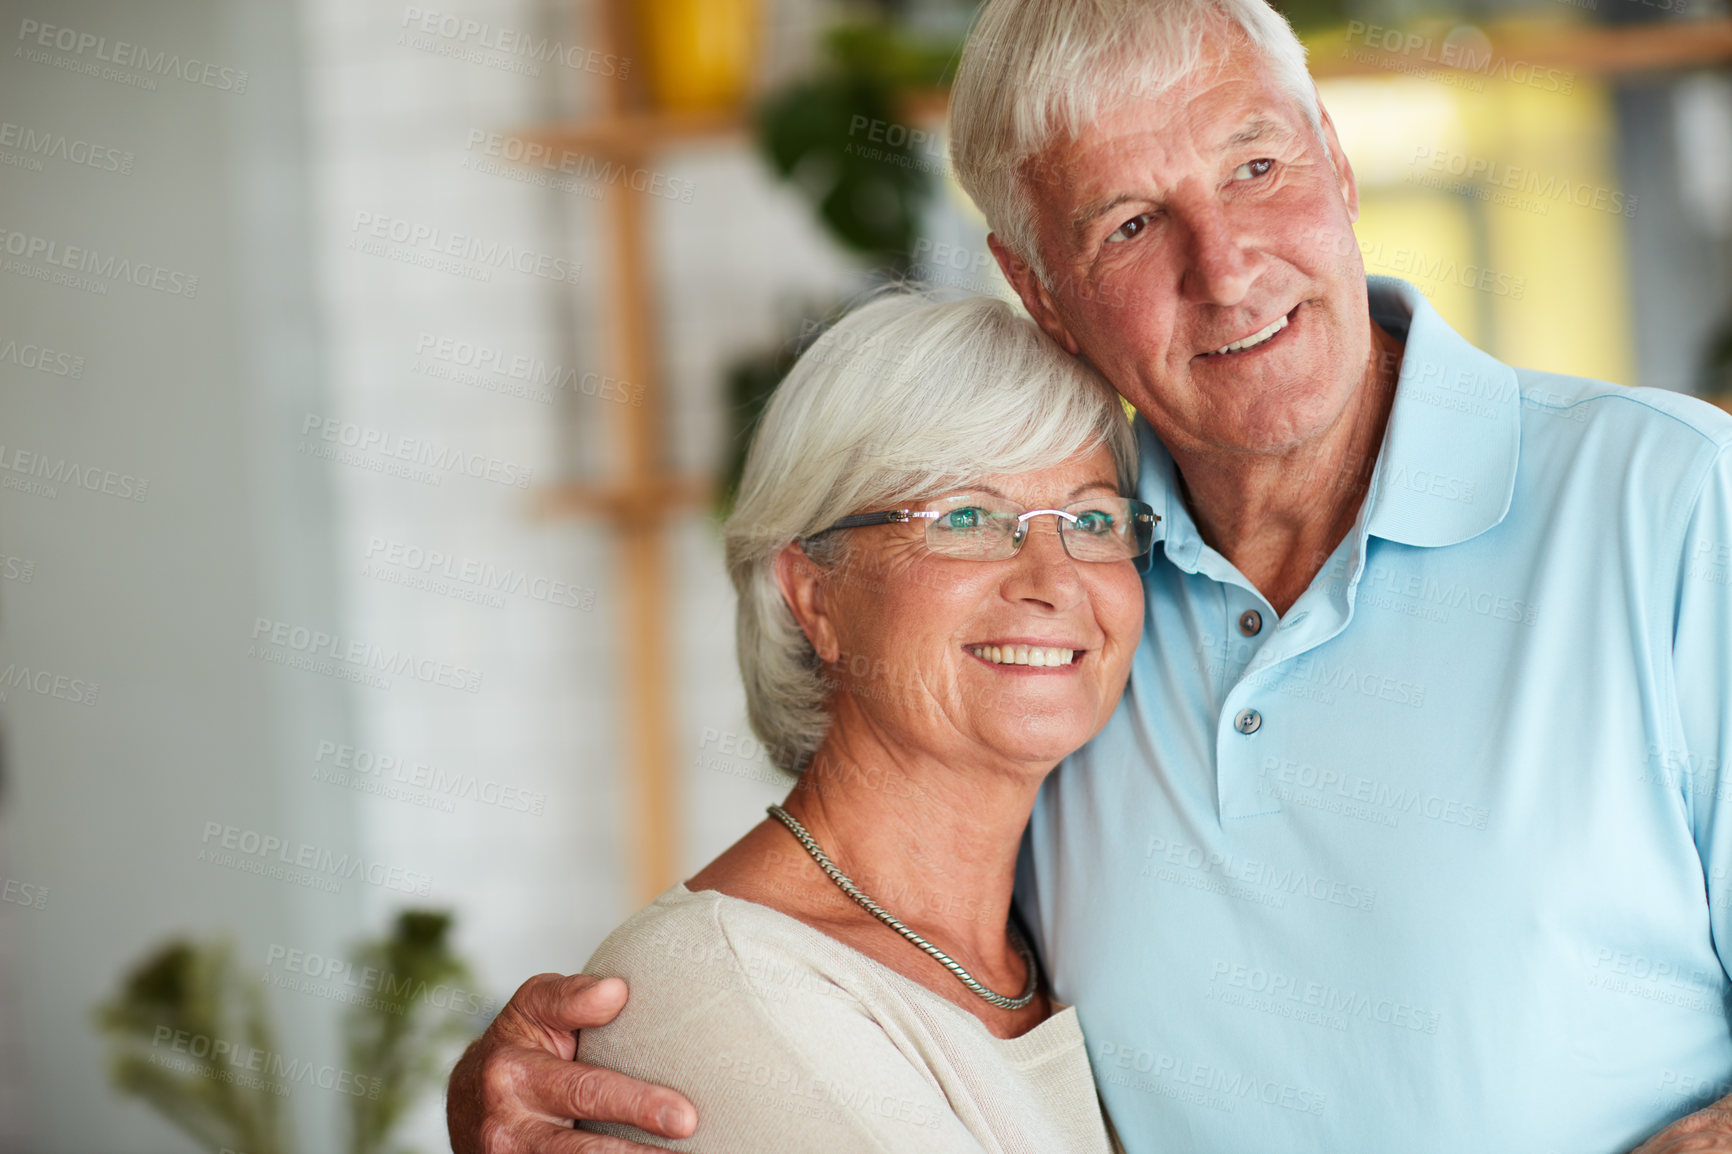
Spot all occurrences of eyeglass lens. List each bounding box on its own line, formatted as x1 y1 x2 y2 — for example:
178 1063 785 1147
923 495 1154 561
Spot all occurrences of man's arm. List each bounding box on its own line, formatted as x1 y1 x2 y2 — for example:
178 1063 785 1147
447 973 696 1154
1638 441 1732 1154
1634 1101 1732 1154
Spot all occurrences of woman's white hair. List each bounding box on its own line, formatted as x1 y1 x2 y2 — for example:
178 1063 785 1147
725 293 1137 774
949 0 1321 285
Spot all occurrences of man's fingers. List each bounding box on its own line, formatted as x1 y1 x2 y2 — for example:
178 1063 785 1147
556 1128 680 1154
455 972 694 1152
1632 1098 1732 1153
480 1118 677 1154
500 973 631 1051
1632 1136 1732 1154
516 1050 695 1138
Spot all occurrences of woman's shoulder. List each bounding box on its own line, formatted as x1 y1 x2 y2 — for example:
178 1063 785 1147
576 885 917 1108
583 884 731 971
584 884 865 1009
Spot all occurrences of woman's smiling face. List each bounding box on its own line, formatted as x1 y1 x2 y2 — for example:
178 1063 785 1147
783 444 1146 771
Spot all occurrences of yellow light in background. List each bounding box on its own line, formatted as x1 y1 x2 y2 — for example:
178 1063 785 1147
1323 65 1634 386
1356 194 1486 345
1473 78 1633 385
635 0 762 112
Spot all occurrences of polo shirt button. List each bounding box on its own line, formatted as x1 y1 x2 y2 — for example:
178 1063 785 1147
1234 708 1262 735
1239 610 1263 636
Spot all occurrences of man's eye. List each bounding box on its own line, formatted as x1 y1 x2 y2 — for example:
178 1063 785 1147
1233 158 1274 181
1105 214 1152 244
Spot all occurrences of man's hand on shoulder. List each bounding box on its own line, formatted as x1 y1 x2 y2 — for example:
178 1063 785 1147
447 973 697 1153
1635 1096 1732 1154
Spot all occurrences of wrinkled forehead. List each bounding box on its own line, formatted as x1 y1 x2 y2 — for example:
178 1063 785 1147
1020 51 1311 206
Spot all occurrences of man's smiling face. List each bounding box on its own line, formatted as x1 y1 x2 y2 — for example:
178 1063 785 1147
999 30 1375 463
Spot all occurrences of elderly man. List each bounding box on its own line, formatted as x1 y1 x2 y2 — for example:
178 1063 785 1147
448 0 1732 1150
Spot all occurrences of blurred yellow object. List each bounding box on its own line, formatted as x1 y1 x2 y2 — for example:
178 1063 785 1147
634 0 761 112
1322 69 1634 387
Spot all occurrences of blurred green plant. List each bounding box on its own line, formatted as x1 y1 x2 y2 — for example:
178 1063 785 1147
1269 0 1354 35
96 940 290 1154
723 18 962 510
718 338 805 519
1704 315 1732 403
343 911 477 1154
96 910 482 1154
753 20 958 272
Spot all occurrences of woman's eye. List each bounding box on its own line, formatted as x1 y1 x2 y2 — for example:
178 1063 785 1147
1105 214 1152 244
1073 510 1115 535
1233 158 1274 181
939 507 986 530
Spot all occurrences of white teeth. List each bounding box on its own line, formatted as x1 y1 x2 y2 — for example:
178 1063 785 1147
969 645 1076 667
1212 314 1288 355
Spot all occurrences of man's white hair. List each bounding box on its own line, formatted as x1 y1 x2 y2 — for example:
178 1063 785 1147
724 292 1137 774
949 0 1322 284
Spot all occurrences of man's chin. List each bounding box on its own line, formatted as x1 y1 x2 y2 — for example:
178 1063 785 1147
1171 392 1352 459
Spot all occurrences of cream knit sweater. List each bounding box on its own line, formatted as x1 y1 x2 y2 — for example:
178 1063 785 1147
578 884 1117 1154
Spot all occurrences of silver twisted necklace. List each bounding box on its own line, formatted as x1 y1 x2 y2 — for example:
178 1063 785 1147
766 804 1039 1011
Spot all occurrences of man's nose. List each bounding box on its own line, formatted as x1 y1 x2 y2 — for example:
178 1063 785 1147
1179 204 1257 306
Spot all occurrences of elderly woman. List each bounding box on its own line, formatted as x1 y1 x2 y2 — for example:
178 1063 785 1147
576 293 1151 1153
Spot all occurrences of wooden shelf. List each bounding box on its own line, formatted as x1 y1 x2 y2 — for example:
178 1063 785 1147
1311 16 1732 81
513 9 966 905
523 106 747 159
513 86 951 163
515 20 1732 161
533 476 713 521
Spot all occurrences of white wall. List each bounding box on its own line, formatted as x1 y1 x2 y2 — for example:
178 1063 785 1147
0 1 363 1150
0 0 863 1150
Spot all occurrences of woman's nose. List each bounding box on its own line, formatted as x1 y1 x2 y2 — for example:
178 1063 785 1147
1005 516 1084 606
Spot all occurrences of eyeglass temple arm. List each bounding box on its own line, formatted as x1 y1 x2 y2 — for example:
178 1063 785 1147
807 509 940 539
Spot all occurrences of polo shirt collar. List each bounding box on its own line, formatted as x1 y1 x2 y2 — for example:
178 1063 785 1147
1136 276 1521 568
1137 431 1207 573
1361 276 1521 547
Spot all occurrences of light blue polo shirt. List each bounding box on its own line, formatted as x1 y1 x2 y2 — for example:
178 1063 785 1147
1020 277 1732 1153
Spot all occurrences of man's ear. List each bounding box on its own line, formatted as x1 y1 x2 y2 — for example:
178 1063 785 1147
989 234 1082 356
1313 89 1360 222
773 542 840 664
